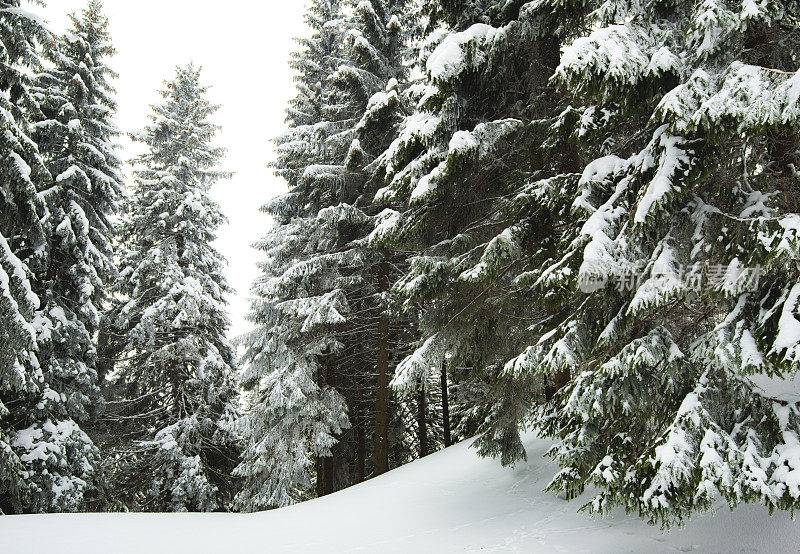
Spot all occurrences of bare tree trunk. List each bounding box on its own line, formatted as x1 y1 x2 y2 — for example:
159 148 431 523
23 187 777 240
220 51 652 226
417 384 428 457
355 410 365 483
316 457 324 498
441 364 452 447
374 259 390 476
323 455 335 495
322 353 336 495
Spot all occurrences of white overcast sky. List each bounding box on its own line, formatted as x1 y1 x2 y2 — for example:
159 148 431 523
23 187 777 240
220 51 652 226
35 0 309 339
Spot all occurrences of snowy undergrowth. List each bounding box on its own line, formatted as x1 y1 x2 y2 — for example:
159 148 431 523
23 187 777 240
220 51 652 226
2 432 797 553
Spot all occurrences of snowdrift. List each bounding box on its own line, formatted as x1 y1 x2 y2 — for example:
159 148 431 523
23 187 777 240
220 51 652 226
2 433 798 553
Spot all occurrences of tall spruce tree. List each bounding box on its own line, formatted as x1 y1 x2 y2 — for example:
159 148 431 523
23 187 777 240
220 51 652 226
235 0 352 510
236 0 413 509
1 0 106 514
326 0 414 480
0 0 51 514
490 0 800 527
27 0 123 510
370 0 582 465
110 64 240 512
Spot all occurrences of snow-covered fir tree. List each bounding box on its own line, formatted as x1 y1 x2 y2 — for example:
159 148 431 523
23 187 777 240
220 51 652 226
0 0 51 514
325 0 417 481
26 0 124 511
110 64 240 512
491 0 800 526
0 0 107 514
235 0 352 510
236 0 413 510
369 0 580 465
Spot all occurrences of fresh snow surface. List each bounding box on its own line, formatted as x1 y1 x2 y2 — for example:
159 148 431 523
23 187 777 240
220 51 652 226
2 433 798 553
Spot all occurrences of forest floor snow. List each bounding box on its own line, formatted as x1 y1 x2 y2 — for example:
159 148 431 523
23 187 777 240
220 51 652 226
2 432 798 553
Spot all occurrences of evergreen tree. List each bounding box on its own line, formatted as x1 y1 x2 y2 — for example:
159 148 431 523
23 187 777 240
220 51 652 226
0 2 50 513
326 0 415 480
110 64 240 512
0 0 105 514
371 0 581 465
496 0 800 526
235 0 352 510
26 0 123 510
236 0 413 509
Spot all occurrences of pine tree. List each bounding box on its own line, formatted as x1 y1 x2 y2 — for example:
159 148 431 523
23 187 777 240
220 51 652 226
0 0 108 514
496 0 800 526
327 0 414 479
235 0 353 510
236 0 414 509
0 2 50 512
370 0 582 465
110 64 240 512
25 1 123 511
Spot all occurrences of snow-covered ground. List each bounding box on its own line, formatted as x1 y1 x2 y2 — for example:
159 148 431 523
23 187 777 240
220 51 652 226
2 433 798 553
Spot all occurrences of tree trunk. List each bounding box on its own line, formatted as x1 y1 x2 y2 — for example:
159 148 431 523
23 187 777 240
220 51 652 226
323 455 335 496
441 364 452 447
417 384 428 458
321 353 336 495
96 315 116 383
315 457 325 498
355 411 365 483
545 369 571 402
170 362 184 419
374 259 390 476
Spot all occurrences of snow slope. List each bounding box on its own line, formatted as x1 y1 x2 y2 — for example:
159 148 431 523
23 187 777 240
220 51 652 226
2 433 798 553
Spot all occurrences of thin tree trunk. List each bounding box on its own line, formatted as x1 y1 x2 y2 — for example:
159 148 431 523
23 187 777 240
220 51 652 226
322 353 336 495
96 316 116 383
171 233 188 420
441 364 452 447
355 409 365 483
323 455 335 495
316 457 325 498
170 363 184 419
374 259 390 476
417 384 428 458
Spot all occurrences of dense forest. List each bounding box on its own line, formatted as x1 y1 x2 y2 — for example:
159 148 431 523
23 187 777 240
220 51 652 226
2 0 800 529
